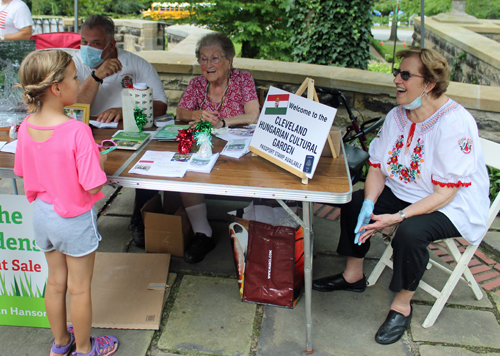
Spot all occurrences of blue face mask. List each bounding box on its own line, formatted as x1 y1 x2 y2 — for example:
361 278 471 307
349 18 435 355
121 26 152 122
80 42 110 68
402 84 428 111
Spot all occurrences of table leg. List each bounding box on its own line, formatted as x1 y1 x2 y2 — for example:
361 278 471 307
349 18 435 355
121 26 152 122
304 201 314 354
11 178 18 195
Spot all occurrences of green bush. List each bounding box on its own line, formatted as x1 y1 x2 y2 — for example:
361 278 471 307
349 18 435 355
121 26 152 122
288 0 374 69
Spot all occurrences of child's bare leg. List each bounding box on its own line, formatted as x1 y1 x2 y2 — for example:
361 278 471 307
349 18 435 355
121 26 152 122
67 251 96 354
44 250 71 347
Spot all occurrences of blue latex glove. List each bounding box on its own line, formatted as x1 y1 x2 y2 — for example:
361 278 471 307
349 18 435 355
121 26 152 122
354 199 374 245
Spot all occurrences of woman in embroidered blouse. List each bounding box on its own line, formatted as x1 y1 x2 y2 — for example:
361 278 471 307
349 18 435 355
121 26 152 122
312 47 489 344
176 32 260 128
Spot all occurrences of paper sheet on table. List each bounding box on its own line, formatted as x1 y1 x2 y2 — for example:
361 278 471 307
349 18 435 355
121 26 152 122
89 120 119 129
0 141 7 151
214 125 255 141
1 140 17 153
129 150 189 178
187 152 219 173
220 138 252 159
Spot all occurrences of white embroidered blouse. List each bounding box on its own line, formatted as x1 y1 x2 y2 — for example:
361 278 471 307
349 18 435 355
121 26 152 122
368 99 489 245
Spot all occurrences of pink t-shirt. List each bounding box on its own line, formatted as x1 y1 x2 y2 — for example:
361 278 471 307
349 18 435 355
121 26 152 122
14 118 107 218
178 69 258 119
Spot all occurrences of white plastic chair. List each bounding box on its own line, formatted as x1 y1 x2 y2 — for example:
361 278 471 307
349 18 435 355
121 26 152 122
366 137 500 328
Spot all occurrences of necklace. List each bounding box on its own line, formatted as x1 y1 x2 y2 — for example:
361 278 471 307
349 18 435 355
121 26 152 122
200 72 231 113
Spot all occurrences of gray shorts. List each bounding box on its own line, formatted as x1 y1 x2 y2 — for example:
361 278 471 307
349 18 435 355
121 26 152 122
33 198 102 257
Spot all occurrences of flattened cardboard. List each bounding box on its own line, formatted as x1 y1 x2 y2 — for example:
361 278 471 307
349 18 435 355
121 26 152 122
321 126 342 157
67 252 170 330
142 193 192 257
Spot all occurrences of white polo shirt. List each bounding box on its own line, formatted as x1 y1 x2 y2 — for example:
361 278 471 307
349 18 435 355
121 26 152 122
73 48 168 117
0 0 33 35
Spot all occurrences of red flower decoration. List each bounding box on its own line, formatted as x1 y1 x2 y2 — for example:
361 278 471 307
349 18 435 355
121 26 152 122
176 128 195 154
395 141 403 149
390 156 398 164
410 161 419 170
401 167 409 177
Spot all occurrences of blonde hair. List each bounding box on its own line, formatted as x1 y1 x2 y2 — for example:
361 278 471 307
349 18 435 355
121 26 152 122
17 50 73 112
396 47 450 99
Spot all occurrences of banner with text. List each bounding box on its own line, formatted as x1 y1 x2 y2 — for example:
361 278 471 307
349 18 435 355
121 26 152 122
0 195 49 328
250 86 337 179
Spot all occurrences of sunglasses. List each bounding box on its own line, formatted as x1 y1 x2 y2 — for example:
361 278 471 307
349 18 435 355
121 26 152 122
392 68 424 81
98 139 117 154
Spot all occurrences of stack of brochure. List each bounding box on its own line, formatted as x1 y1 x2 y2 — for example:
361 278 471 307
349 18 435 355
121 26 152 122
111 130 151 150
152 124 191 141
220 138 252 159
154 114 175 128
128 150 219 178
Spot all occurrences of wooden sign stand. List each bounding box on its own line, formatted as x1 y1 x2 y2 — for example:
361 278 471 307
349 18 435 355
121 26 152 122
250 77 338 185
294 78 338 184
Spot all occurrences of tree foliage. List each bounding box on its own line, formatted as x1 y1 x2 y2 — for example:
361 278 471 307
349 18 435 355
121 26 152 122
374 0 500 19
31 0 149 17
288 0 374 69
181 0 293 61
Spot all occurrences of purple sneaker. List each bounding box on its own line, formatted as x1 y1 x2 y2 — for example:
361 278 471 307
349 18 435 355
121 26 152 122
72 335 119 356
50 325 75 356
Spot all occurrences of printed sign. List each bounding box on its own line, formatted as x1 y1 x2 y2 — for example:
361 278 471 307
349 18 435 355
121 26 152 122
0 195 49 328
250 87 337 179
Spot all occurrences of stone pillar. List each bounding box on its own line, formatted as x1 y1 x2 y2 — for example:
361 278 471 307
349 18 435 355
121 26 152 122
433 0 480 23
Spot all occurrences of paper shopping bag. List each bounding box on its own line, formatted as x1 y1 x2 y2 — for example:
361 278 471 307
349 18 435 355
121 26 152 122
241 221 304 308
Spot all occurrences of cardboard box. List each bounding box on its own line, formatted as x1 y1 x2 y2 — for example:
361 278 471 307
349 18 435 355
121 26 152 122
321 126 342 158
141 193 192 257
68 252 170 330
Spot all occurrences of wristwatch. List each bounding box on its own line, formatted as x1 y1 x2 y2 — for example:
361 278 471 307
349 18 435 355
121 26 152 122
221 119 226 128
398 210 407 220
91 71 103 84
0 35 5 41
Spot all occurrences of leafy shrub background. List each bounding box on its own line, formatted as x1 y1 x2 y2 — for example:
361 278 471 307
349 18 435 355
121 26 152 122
288 0 374 69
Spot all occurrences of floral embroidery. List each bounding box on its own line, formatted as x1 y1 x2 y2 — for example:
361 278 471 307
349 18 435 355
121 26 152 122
458 137 473 154
387 136 424 184
375 127 383 138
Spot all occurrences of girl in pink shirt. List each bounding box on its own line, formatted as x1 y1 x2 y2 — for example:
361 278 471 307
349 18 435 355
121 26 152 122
14 50 118 356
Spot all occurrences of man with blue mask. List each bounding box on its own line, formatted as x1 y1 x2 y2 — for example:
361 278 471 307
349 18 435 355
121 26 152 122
73 14 168 123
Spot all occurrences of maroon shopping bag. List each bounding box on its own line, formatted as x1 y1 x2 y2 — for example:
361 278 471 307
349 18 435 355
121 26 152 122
242 220 304 308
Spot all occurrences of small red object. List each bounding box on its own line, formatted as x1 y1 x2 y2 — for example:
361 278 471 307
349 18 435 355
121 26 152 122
176 128 195 154
380 41 384 46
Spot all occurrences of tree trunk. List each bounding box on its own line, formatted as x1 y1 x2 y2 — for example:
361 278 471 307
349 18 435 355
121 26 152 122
388 17 400 42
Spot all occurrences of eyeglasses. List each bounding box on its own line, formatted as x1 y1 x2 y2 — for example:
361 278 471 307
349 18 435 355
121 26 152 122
198 56 225 65
98 139 117 154
392 68 424 81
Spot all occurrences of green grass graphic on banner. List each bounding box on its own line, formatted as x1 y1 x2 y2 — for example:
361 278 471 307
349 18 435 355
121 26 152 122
0 272 45 297
0 295 50 327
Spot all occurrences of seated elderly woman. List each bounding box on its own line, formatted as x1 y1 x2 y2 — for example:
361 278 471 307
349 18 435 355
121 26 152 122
312 47 489 344
173 32 260 263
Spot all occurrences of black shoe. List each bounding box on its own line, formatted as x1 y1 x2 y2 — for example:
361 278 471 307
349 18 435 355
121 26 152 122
312 273 366 292
184 233 216 264
128 217 145 247
375 307 412 345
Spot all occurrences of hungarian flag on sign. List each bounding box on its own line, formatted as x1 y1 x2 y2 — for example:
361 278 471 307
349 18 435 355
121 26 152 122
265 94 289 115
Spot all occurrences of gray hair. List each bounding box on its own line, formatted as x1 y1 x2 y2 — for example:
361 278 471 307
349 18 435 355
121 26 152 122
195 32 235 61
82 15 115 42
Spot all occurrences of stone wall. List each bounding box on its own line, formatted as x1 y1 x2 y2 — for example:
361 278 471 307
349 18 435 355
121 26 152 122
413 18 500 86
47 18 166 52
137 51 500 142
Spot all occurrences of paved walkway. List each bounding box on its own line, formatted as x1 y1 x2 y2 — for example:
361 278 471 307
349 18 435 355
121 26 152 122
2 179 500 356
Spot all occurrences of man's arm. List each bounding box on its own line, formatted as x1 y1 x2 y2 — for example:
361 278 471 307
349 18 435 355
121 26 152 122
4 26 32 41
76 58 123 116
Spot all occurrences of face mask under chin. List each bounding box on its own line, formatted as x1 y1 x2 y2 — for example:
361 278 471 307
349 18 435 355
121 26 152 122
402 84 428 111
